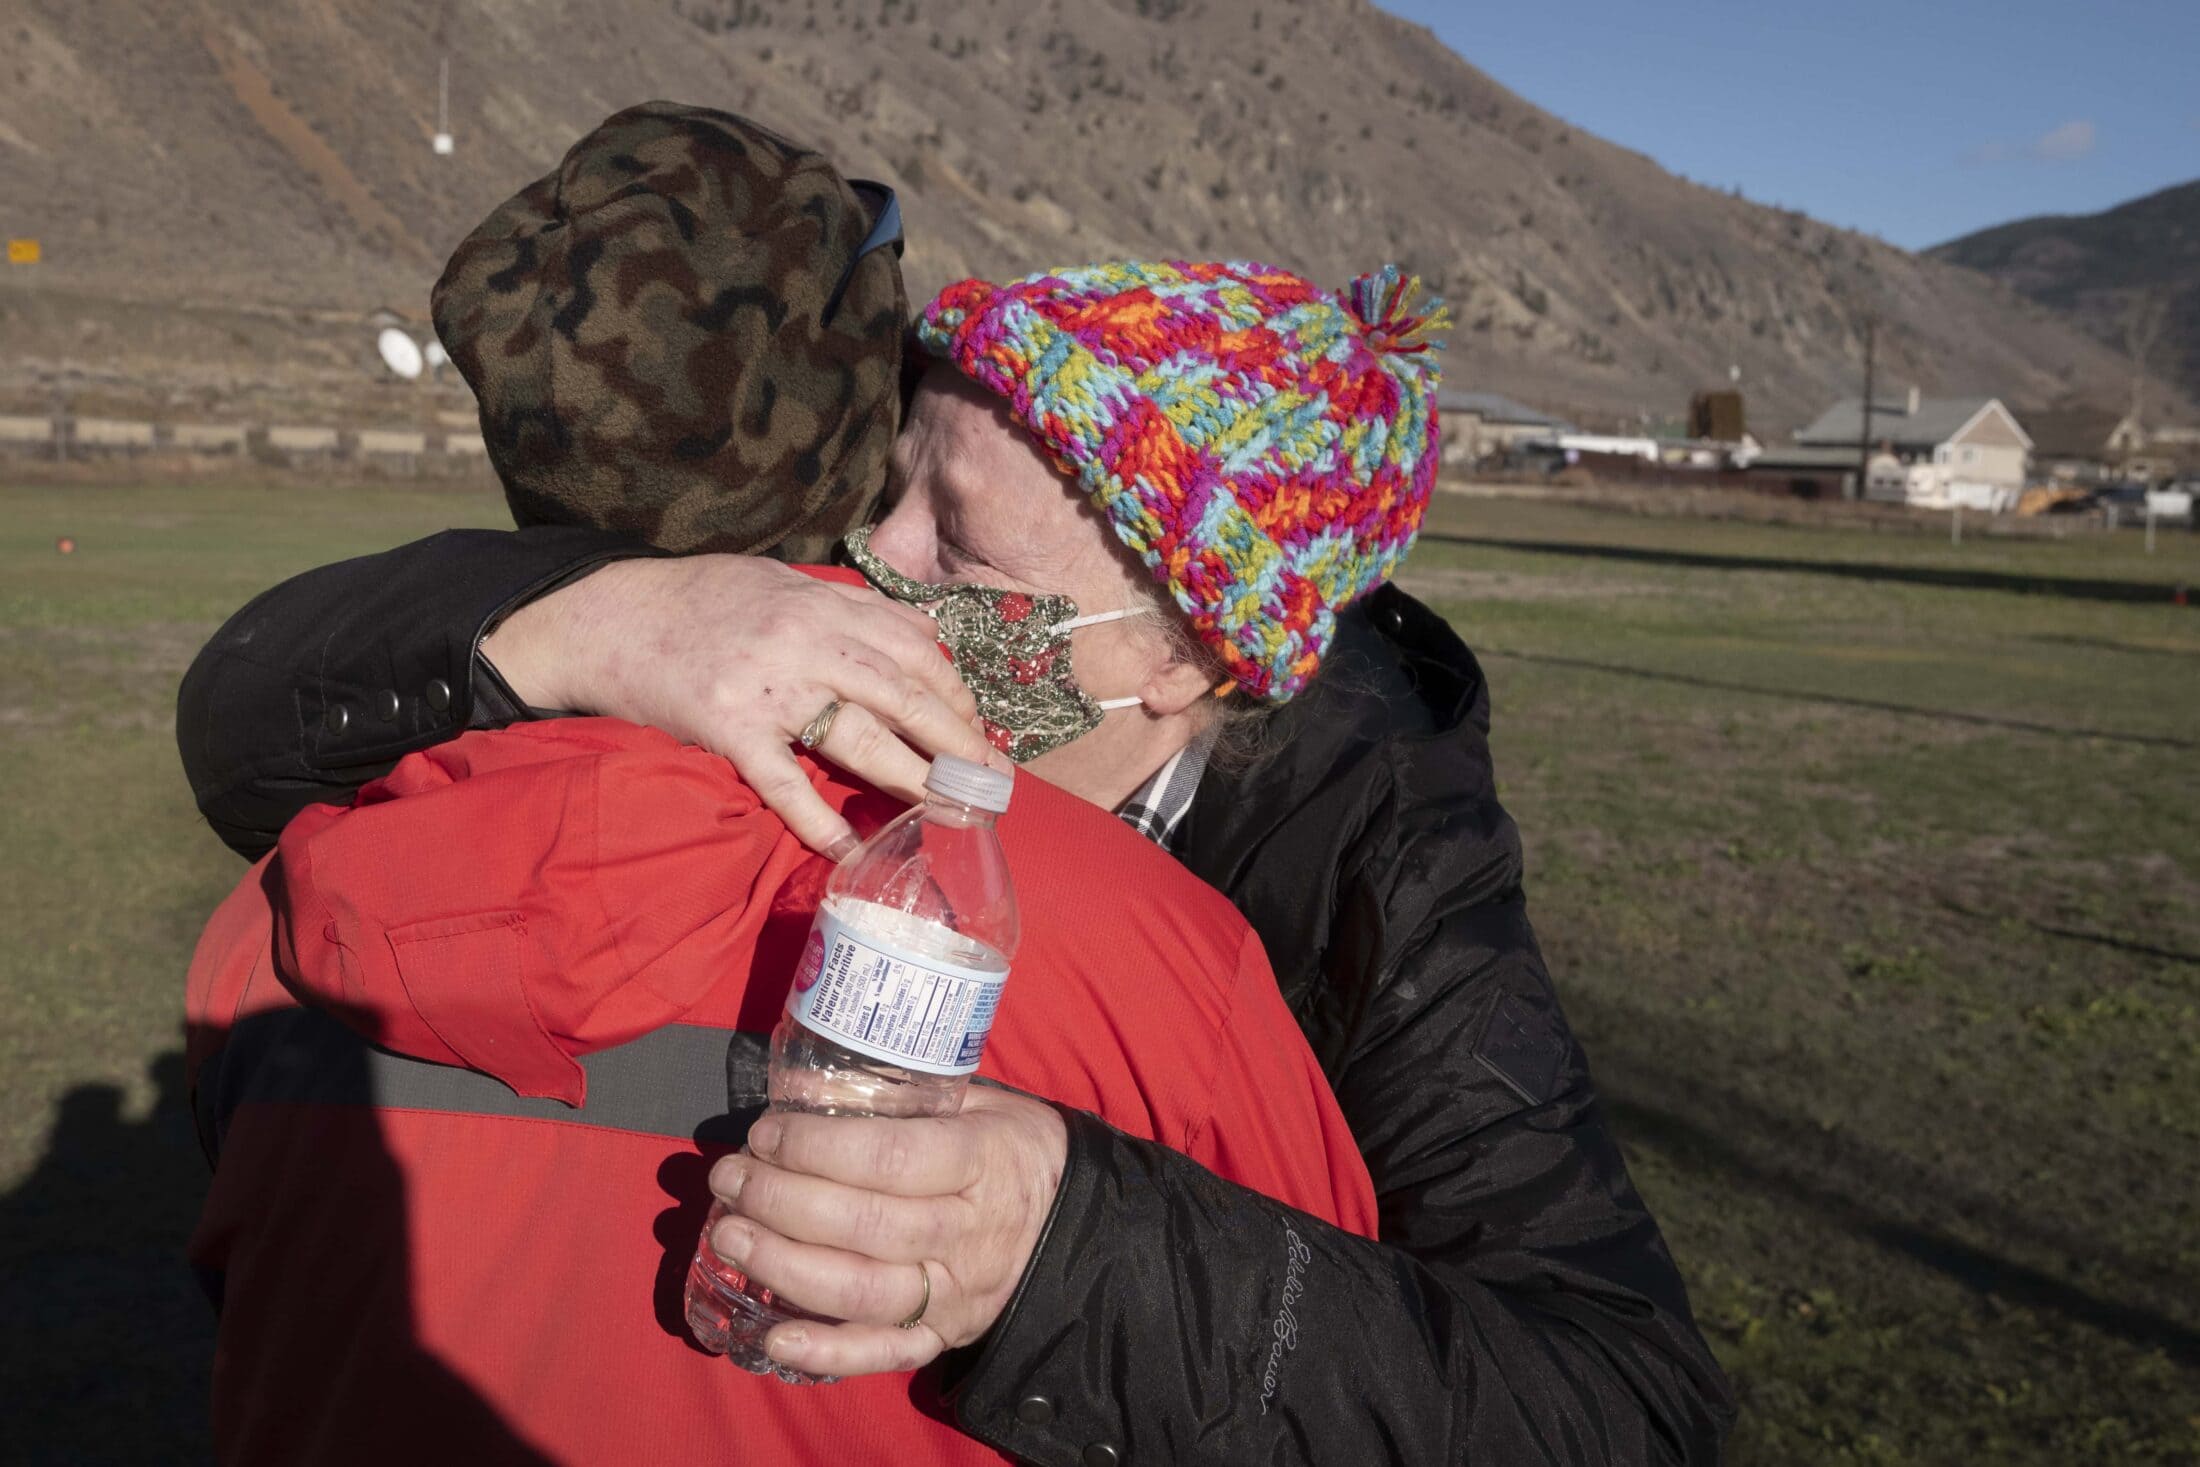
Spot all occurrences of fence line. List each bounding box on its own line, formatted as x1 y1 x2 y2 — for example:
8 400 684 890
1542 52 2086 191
0 406 489 476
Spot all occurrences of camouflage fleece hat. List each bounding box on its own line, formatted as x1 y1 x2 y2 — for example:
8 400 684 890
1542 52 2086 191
432 101 907 561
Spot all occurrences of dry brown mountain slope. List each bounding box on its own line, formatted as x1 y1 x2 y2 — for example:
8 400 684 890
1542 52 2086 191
0 0 2156 429
1929 180 2200 415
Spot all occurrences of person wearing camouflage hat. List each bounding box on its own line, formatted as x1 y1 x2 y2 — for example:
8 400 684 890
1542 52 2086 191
422 99 999 841
177 105 1401 1467
179 125 1731 1467
433 100 907 563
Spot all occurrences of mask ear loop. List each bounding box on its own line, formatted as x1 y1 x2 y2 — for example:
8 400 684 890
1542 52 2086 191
1051 607 1152 634
1050 608 1152 714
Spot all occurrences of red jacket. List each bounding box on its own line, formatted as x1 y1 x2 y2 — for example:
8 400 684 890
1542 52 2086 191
187 717 1376 1465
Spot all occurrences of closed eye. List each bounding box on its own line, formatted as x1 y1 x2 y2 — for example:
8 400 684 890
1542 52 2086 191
934 516 991 579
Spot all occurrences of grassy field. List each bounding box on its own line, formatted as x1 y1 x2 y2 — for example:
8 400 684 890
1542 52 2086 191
0 481 512 1462
3 479 2197 1463
1408 495 2200 1463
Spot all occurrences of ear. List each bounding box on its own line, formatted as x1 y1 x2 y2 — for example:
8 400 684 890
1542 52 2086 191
1137 649 1223 718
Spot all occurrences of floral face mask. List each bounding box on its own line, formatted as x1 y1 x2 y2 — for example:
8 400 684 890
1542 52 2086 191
842 525 1149 761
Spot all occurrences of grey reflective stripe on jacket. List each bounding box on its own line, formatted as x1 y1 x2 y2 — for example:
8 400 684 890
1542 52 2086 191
195 1008 767 1163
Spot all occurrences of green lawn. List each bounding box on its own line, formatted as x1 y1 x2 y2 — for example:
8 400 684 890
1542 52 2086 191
1408 494 2200 1464
3 480 2196 1463
0 481 510 1462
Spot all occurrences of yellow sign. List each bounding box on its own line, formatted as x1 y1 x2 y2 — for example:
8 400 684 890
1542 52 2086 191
6 239 39 265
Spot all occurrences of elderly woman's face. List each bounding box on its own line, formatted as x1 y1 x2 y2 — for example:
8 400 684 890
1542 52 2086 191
867 365 1162 706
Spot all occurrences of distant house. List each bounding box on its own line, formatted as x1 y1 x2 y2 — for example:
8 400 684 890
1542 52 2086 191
2013 403 2200 484
1794 391 2032 509
2024 403 2125 483
1436 390 1573 468
2107 415 2200 483
1737 444 1859 500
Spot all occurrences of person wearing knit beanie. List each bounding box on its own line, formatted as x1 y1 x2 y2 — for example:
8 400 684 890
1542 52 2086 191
915 259 1449 702
184 216 1733 1453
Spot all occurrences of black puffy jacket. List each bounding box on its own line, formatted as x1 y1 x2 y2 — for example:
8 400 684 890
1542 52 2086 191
178 531 1734 1465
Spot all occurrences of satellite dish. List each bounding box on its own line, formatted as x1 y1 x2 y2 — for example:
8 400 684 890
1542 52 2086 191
377 327 425 380
424 339 449 368
433 132 455 156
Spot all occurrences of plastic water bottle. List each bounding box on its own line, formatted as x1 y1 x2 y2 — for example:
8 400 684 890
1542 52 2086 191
686 754 1019 1381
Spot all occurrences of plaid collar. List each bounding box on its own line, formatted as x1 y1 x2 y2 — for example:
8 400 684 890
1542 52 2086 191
1116 726 1215 851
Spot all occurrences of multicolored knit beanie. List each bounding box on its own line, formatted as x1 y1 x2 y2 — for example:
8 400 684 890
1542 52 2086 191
916 260 1448 701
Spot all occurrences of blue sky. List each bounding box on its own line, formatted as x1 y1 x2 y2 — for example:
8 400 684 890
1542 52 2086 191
1379 0 2199 250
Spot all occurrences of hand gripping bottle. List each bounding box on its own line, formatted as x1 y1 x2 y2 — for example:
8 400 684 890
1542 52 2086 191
686 754 1019 1381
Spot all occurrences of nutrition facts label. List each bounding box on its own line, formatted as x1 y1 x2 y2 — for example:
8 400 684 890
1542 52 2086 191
790 912 1007 1075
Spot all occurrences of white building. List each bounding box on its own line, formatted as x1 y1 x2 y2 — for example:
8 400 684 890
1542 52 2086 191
1555 432 1662 464
1795 391 2033 511
1435 391 1573 467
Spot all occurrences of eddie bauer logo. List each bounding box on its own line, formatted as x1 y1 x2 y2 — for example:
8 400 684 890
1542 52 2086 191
1257 1228 1313 1415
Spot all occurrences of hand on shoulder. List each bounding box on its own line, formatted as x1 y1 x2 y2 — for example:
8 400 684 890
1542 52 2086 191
483 554 1004 854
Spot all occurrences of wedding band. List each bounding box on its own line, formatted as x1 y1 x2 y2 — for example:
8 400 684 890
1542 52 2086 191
896 1261 932 1330
797 698 844 750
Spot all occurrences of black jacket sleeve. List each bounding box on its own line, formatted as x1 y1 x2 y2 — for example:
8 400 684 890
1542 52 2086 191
949 597 1733 1464
175 525 657 859
952 918 1732 1467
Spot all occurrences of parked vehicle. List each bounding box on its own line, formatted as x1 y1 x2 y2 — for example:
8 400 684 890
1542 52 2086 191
2145 485 2194 523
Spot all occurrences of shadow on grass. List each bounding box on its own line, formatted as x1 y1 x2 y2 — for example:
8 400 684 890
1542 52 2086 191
1860 1226 2200 1362
1423 533 2198 606
2025 633 2200 661
0 1041 558 1465
1933 893 2200 967
1480 647 2199 752
0 1053 214 1463
1602 1085 2200 1368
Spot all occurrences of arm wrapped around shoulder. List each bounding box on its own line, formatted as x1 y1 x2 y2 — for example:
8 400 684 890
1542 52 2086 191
177 525 655 859
267 720 818 1104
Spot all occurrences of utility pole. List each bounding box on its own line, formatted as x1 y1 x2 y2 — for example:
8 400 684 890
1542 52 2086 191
428 54 454 263
1854 316 1875 503
434 56 453 155
2125 288 2167 475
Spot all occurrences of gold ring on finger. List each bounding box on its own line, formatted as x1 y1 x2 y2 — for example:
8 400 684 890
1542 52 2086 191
798 698 845 750
896 1260 932 1330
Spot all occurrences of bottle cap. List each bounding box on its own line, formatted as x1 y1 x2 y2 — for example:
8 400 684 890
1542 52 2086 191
925 754 1013 814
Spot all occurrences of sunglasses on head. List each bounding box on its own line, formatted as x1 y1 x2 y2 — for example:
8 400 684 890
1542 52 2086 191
822 179 904 323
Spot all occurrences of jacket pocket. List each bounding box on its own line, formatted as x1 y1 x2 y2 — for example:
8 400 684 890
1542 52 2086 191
386 911 587 1106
